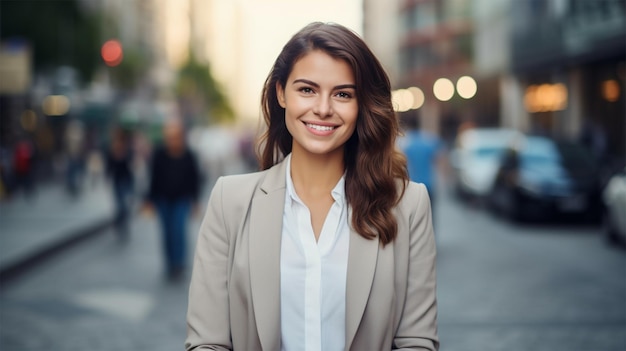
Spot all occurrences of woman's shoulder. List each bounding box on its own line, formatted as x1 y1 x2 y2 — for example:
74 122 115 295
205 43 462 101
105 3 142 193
214 169 269 194
396 179 430 214
204 170 271 220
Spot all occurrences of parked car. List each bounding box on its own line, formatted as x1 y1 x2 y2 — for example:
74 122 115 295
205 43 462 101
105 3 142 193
602 167 626 245
489 135 602 222
449 128 520 199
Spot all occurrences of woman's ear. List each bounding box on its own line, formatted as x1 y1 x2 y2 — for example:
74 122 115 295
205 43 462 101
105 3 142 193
276 82 286 108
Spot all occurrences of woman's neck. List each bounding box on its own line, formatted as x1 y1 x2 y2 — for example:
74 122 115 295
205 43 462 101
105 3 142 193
290 147 344 199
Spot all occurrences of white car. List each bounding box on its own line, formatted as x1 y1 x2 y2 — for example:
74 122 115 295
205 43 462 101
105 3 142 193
450 128 520 199
603 167 626 246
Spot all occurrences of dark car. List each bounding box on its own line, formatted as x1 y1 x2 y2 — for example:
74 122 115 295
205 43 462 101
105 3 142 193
489 136 602 222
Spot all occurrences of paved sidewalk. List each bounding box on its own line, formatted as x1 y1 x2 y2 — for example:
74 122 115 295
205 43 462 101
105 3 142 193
0 207 200 351
0 181 115 276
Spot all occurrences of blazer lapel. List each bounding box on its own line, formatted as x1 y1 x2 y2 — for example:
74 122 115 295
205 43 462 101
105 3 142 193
345 222 380 350
249 160 287 351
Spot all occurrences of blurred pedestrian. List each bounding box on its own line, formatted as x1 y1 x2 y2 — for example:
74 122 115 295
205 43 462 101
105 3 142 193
186 22 438 351
12 137 36 199
106 127 134 241
145 119 200 280
0 146 11 199
401 116 443 221
64 119 85 197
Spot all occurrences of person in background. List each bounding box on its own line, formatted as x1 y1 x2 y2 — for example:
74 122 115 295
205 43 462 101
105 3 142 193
12 137 36 199
65 119 86 197
145 119 200 281
0 146 9 200
401 115 443 223
186 22 438 351
106 127 134 241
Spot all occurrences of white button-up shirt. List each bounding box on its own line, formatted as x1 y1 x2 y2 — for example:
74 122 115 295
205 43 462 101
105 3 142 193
280 154 350 351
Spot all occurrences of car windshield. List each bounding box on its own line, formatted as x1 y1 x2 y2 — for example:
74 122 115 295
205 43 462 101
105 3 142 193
520 138 596 170
471 147 505 159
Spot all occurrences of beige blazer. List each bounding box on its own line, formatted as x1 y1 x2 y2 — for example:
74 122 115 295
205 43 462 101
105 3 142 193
186 159 438 351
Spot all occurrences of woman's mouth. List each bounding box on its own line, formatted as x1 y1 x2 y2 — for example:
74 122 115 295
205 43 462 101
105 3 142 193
303 122 339 136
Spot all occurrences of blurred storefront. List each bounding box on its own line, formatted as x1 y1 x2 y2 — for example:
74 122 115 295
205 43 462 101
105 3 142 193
509 0 626 161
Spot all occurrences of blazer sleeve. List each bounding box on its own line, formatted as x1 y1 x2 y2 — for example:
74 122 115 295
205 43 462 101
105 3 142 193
186 177 233 351
393 183 439 350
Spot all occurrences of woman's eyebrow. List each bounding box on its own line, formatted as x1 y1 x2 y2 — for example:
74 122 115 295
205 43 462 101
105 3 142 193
292 78 356 90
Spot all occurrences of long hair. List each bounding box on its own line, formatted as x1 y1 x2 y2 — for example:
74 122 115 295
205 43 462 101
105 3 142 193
258 22 408 246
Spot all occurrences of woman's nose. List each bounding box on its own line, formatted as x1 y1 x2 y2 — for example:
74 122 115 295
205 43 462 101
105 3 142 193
313 96 333 118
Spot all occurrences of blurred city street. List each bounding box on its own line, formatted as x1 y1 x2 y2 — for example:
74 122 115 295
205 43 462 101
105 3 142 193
435 185 626 350
1 179 625 351
1 0 625 350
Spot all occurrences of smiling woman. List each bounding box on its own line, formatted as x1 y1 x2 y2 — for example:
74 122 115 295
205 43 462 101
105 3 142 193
186 22 439 351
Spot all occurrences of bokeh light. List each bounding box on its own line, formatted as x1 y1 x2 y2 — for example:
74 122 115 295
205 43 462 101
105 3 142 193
602 79 620 102
392 89 414 112
433 78 454 101
42 95 70 116
407 86 425 109
524 83 568 112
456 76 477 99
101 39 123 67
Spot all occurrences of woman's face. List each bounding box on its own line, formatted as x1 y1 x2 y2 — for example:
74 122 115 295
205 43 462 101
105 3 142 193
277 50 358 159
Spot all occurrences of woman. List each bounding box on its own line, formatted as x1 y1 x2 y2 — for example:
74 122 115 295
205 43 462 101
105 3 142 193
186 22 438 351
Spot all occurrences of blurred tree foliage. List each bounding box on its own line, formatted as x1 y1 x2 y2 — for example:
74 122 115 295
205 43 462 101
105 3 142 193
110 47 150 91
176 52 234 124
0 0 101 83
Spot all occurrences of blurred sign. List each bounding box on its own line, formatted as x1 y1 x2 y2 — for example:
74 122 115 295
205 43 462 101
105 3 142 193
0 39 31 94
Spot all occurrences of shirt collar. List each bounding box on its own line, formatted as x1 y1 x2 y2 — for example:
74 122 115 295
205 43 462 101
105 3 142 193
285 154 346 206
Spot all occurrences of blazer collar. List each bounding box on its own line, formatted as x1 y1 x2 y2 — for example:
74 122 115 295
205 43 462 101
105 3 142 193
249 157 379 351
249 159 287 351
345 220 379 350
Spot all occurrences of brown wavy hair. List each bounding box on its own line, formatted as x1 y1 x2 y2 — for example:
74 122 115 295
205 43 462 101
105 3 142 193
258 22 408 246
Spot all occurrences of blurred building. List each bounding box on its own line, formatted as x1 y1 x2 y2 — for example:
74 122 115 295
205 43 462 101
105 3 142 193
509 0 626 160
386 0 475 140
364 0 625 162
363 0 401 85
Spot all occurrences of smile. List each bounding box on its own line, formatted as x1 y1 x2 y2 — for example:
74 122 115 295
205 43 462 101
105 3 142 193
304 123 337 131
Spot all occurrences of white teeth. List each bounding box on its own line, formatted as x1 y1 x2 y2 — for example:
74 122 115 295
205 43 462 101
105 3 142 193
306 123 335 131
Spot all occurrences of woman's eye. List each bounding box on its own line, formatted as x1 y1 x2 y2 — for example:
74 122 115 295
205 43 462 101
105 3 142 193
336 91 352 99
299 87 314 94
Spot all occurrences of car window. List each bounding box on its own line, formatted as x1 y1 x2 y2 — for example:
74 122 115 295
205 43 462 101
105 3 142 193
471 147 504 158
520 139 597 170
520 139 559 165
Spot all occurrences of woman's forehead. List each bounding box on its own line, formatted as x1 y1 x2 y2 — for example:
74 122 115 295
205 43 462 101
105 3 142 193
288 50 355 84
